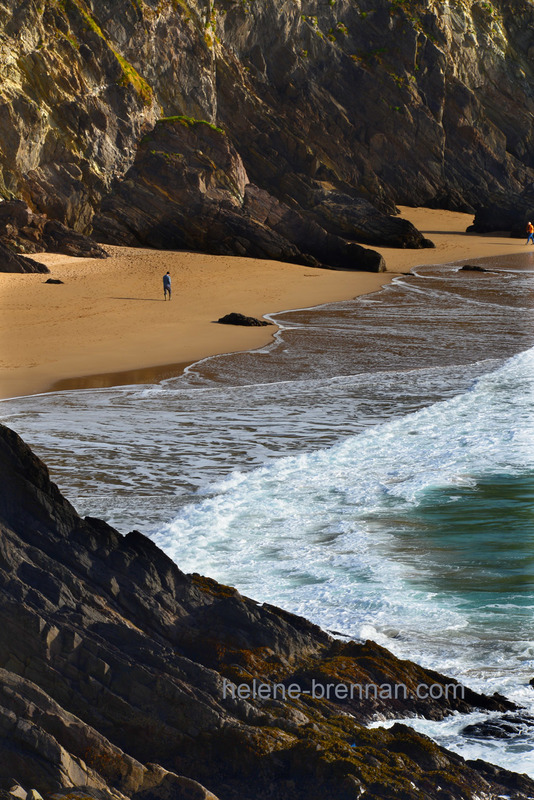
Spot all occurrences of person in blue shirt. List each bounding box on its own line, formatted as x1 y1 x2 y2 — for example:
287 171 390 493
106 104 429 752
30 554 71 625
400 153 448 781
163 271 171 300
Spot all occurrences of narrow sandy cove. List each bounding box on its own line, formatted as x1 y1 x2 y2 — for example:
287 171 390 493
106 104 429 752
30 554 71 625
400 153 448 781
0 207 529 399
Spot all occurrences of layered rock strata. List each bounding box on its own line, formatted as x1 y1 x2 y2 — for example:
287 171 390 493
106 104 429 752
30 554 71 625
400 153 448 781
0 422 533 799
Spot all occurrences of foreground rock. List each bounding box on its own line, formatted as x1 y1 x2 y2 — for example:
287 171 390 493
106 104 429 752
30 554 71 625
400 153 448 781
93 118 386 272
0 241 49 274
0 422 533 799
217 313 272 327
0 201 108 258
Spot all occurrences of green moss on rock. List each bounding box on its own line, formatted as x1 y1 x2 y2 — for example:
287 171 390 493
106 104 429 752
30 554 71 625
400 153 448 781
157 115 224 134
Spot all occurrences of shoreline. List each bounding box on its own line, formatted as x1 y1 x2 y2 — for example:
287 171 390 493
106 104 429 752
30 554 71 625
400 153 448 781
1 206 531 400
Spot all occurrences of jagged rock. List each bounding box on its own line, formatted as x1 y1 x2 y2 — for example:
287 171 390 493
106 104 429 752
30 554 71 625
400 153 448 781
460 264 491 272
0 242 49 274
41 221 108 259
8 787 27 800
242 184 387 270
0 201 108 258
0 422 533 800
0 4 159 230
217 313 271 327
93 118 386 272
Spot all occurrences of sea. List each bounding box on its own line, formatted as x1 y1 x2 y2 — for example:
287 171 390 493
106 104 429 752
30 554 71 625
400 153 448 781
2 253 533 775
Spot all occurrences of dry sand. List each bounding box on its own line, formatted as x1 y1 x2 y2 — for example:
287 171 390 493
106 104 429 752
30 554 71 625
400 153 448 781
0 207 528 399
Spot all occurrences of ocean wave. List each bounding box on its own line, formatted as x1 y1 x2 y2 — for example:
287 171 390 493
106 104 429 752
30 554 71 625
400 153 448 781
158 346 534 548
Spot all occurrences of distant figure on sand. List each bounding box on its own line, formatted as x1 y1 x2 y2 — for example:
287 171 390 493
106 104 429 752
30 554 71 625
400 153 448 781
163 271 171 300
526 222 534 245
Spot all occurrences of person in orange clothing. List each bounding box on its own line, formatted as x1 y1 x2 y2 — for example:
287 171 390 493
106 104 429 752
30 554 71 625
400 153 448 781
526 221 534 244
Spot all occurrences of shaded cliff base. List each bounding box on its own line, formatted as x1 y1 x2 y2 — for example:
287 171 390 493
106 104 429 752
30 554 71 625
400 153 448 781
91 116 432 271
1 207 531 400
1 421 534 800
0 201 108 271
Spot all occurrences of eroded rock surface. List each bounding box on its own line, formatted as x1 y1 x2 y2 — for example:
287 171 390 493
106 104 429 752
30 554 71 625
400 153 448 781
469 187 534 236
0 422 533 799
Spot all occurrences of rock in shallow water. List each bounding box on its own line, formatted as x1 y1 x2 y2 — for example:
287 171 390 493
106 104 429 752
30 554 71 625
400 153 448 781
462 714 534 741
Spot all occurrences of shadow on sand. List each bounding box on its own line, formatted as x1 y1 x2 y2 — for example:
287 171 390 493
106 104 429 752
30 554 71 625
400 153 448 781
111 297 167 302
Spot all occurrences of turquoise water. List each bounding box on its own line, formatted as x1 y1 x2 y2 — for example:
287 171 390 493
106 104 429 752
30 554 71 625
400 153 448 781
2 256 533 773
378 471 534 686
392 475 534 600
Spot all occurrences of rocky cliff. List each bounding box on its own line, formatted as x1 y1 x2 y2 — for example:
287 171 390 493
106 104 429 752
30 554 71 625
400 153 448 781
1 422 534 799
1 0 533 263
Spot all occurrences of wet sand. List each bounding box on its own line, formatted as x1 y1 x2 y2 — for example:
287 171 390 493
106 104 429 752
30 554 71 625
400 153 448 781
0 207 529 399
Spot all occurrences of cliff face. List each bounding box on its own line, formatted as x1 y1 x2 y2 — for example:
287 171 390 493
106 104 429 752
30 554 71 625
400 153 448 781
1 422 534 799
1 0 533 247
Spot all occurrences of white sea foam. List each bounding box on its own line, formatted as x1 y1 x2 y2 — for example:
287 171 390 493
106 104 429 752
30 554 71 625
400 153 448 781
370 710 534 777
155 347 534 572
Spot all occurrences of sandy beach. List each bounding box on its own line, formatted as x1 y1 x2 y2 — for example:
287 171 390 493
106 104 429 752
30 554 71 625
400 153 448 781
0 207 528 399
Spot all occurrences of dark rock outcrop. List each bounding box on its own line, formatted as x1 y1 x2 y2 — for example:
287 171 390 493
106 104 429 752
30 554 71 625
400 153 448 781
93 118 386 272
217 313 272 327
0 241 49 274
462 714 534 741
0 201 108 258
468 187 534 236
1 422 533 799
307 192 435 249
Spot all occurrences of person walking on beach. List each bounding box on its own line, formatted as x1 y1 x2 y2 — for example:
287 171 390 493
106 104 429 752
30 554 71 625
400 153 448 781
526 222 534 245
163 271 171 300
